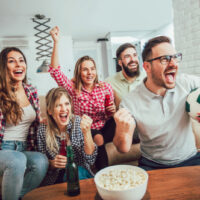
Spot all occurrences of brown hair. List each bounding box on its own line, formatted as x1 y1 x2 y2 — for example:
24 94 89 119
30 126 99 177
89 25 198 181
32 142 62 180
73 56 99 93
116 43 136 60
142 36 171 62
0 47 27 125
45 87 73 153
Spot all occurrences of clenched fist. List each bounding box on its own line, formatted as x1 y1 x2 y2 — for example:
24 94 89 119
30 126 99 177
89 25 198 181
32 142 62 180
50 26 60 43
80 114 93 135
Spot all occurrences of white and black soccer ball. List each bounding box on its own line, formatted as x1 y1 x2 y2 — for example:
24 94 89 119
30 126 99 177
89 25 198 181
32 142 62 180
185 88 200 120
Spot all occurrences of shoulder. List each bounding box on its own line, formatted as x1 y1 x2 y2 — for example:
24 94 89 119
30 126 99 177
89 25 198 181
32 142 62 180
38 123 47 134
105 72 121 83
99 81 112 90
23 83 38 96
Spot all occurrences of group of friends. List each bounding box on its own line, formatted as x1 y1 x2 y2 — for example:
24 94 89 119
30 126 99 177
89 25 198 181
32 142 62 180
0 26 200 200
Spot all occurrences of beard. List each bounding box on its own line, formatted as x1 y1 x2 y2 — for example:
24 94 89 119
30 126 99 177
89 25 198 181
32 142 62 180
122 61 140 77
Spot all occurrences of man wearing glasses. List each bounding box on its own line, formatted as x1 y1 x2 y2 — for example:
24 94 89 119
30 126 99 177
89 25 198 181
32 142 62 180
113 36 200 170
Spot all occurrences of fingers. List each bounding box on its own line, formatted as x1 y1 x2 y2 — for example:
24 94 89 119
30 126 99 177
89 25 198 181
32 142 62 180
114 108 135 129
50 26 60 42
53 155 67 168
81 115 93 134
106 104 116 113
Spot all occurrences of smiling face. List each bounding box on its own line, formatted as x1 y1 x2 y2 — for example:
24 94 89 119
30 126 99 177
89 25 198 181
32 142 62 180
6 51 27 84
118 47 140 78
50 94 72 132
80 60 97 89
149 42 178 89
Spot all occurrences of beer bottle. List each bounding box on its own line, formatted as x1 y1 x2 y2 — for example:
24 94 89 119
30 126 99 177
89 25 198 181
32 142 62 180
65 143 80 196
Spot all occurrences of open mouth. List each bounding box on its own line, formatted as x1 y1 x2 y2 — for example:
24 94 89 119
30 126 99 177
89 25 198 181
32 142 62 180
13 70 23 75
165 70 176 83
59 113 69 122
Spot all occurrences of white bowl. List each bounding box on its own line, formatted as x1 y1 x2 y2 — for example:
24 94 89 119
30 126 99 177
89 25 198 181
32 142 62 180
94 165 148 200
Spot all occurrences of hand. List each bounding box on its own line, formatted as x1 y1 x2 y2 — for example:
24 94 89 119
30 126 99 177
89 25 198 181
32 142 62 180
50 26 60 43
105 102 116 116
49 155 67 169
196 113 200 123
80 114 93 135
114 108 135 134
113 108 136 152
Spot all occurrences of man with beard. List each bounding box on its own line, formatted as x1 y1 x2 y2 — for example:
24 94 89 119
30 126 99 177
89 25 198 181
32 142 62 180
113 36 200 170
105 43 146 108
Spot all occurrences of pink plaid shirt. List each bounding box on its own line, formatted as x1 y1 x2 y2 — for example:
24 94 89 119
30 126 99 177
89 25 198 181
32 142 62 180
49 66 114 130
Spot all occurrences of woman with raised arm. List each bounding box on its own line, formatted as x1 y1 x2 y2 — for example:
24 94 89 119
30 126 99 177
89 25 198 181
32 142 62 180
37 87 97 185
0 47 48 200
48 26 116 170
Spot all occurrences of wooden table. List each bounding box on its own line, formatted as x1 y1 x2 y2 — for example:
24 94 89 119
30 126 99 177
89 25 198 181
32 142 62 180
23 166 200 200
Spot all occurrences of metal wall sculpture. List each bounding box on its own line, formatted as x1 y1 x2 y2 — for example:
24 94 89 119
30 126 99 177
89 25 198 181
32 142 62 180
32 14 52 72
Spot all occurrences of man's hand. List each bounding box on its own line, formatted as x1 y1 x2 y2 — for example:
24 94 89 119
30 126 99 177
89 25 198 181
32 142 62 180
49 155 67 169
113 108 136 153
50 26 60 43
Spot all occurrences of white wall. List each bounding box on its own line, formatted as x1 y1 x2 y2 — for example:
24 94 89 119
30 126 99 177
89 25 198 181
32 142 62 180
0 35 74 96
172 0 200 76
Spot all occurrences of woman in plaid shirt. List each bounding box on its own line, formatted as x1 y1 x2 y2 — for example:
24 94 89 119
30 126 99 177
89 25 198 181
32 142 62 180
37 87 97 185
0 47 48 200
49 27 117 170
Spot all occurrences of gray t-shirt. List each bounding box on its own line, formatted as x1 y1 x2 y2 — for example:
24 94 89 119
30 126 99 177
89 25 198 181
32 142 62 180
120 73 200 165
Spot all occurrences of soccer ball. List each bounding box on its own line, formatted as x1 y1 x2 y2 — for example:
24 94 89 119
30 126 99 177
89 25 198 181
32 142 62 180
185 88 200 120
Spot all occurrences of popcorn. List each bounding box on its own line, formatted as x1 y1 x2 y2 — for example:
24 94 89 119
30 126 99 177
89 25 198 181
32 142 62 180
97 168 146 191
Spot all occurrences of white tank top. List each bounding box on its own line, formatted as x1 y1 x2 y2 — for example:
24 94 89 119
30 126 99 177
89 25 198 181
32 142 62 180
4 104 36 141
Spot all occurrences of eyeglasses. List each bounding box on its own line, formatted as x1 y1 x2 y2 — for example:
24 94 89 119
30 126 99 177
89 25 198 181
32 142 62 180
146 53 182 65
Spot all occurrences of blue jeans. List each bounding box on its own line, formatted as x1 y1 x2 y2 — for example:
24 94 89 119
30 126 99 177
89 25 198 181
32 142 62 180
139 152 200 171
0 141 48 200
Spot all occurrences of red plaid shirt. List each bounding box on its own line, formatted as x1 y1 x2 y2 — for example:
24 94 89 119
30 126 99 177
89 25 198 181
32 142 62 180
49 66 114 130
0 83 40 150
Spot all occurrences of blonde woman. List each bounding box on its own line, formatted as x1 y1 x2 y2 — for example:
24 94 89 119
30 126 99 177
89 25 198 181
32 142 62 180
0 47 48 200
37 87 97 185
49 26 117 169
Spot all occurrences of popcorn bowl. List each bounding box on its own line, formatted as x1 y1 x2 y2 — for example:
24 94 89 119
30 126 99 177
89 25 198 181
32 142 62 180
94 165 148 200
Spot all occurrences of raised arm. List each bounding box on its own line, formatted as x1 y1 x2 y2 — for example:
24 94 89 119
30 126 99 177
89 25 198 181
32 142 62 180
113 108 136 153
80 114 95 155
50 26 60 69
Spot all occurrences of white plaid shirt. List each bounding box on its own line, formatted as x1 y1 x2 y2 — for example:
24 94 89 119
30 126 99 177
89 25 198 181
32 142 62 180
37 115 97 185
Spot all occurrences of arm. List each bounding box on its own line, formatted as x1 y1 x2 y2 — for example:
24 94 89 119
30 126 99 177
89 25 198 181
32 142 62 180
113 108 136 153
49 26 73 95
50 26 60 69
80 114 95 155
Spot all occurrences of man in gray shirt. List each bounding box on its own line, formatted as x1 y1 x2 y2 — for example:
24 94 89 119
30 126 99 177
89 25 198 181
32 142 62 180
113 36 200 170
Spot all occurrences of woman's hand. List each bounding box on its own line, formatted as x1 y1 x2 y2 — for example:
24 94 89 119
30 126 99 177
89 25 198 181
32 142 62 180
80 115 95 155
80 114 93 135
49 155 67 169
105 102 116 116
50 26 60 43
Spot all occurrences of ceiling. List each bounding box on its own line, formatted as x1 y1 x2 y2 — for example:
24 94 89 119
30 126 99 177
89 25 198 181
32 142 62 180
0 0 173 41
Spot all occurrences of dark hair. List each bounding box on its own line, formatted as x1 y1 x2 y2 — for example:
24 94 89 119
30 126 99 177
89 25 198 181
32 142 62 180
142 36 171 62
116 43 136 59
0 47 27 125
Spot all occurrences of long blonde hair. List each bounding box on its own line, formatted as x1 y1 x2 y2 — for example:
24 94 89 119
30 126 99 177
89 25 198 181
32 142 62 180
73 56 99 94
45 87 73 153
0 47 27 125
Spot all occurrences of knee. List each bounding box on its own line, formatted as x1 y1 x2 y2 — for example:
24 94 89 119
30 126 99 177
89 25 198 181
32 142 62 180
26 152 48 173
94 134 104 146
5 152 27 173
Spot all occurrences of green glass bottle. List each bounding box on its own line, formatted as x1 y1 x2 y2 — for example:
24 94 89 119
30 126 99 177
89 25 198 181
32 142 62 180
65 145 80 196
